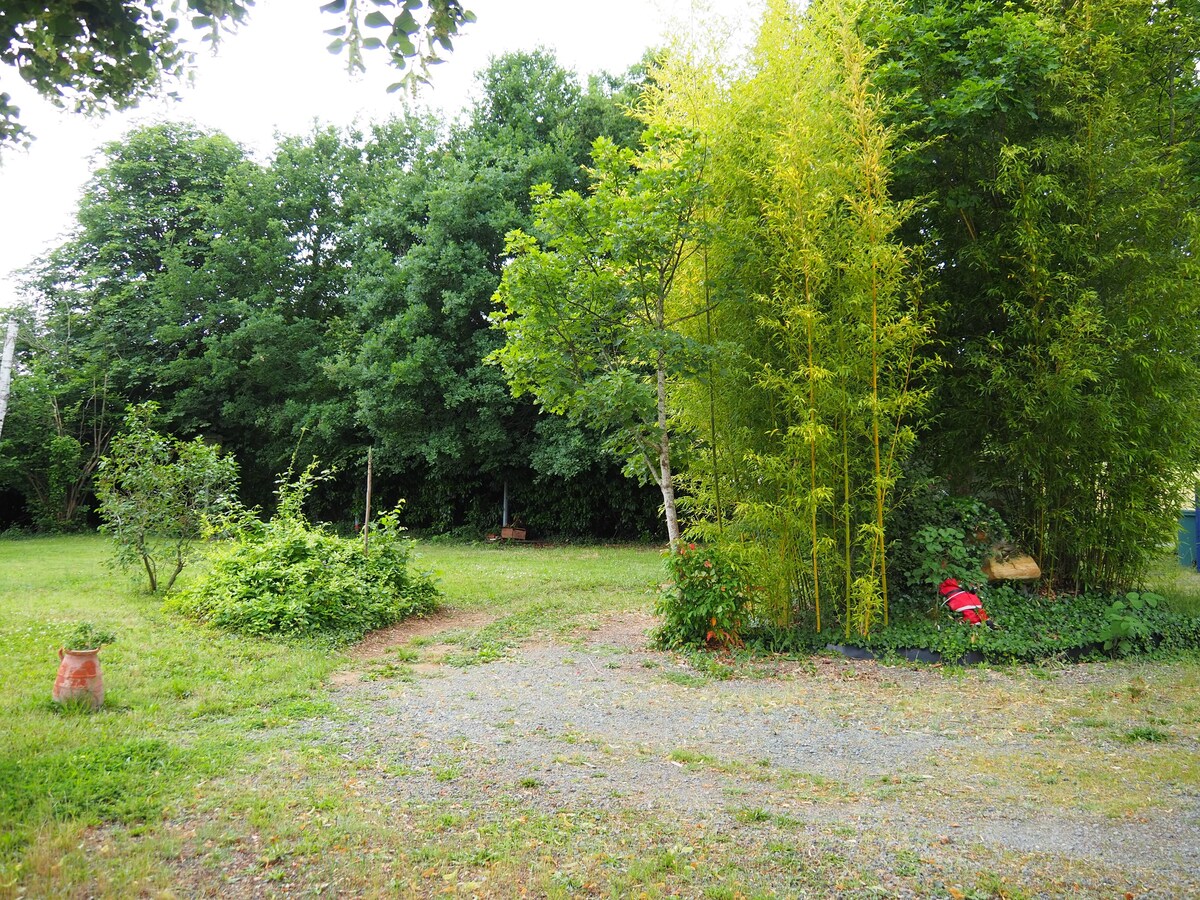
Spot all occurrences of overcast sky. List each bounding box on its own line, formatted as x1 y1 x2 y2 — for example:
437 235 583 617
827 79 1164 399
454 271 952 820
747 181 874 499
0 0 757 308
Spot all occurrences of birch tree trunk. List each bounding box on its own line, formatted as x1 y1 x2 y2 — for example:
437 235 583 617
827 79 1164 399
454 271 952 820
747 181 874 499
656 358 681 548
0 322 17 440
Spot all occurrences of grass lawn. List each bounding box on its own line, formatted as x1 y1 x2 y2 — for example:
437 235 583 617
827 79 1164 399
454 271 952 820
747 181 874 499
2 535 1197 898
0 535 664 897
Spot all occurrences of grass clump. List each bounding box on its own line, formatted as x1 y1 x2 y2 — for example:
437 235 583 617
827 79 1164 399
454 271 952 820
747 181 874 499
62 622 117 650
1124 726 1170 743
168 464 438 642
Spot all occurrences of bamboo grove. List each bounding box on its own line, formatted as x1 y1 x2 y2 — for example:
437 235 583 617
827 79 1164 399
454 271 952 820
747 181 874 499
494 0 1200 634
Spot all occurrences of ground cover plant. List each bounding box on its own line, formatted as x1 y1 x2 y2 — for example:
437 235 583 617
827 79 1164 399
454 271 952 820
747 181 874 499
3 535 1199 898
826 586 1200 663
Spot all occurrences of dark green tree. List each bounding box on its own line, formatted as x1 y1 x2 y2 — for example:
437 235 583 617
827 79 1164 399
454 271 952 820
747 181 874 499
0 304 122 531
338 52 658 532
871 0 1200 589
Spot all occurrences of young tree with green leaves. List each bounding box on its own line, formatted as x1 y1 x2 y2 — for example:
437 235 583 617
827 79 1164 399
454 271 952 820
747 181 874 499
492 130 711 546
97 403 239 592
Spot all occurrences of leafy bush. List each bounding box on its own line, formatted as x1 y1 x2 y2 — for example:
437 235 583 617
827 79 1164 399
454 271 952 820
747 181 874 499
169 465 438 641
654 543 753 650
889 475 1009 596
1099 591 1160 656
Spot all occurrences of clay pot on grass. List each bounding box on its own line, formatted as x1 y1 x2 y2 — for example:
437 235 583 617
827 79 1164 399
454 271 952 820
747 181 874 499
53 647 105 709
53 624 115 710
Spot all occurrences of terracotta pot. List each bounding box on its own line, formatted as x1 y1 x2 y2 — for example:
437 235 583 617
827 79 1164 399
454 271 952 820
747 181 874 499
53 647 104 709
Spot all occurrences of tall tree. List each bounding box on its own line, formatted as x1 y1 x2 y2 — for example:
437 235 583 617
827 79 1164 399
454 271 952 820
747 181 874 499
339 52 657 531
492 130 711 546
871 0 1200 589
651 0 931 632
32 122 246 406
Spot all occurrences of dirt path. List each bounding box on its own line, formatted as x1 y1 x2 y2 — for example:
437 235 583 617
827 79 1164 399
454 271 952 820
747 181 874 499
347 607 497 660
317 610 1200 897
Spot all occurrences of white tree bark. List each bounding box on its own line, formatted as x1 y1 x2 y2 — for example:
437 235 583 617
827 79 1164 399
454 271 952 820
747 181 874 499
656 357 681 548
0 322 17 441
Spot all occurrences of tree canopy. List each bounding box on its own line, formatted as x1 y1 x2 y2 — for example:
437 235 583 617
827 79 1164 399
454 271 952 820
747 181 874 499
6 0 1200 636
3 50 661 538
0 0 474 148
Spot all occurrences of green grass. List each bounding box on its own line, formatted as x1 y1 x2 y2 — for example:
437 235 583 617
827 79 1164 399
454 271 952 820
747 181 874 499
0 536 341 869
1147 552 1200 617
0 534 667 896
428 541 662 628
4 535 1197 898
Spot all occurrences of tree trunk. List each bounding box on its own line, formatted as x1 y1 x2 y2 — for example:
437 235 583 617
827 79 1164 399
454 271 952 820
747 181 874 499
656 356 681 548
0 322 17 440
142 552 158 593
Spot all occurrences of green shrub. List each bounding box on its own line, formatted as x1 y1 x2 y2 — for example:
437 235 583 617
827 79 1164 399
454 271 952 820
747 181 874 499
169 466 438 641
654 543 753 650
889 474 1009 596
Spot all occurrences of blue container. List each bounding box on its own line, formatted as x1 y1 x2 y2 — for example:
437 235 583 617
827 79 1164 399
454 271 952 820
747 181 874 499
1178 510 1198 569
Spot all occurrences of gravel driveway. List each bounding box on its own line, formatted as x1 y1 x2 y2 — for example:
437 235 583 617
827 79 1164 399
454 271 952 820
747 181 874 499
316 610 1200 897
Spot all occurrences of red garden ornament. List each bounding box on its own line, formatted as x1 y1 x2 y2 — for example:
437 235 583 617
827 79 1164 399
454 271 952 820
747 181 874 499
938 578 990 625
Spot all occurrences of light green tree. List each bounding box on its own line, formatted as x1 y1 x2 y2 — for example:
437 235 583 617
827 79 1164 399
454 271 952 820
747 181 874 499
643 0 933 634
491 131 711 546
96 403 239 592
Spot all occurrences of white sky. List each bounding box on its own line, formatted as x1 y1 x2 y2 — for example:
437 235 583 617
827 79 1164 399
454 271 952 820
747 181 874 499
0 0 756 308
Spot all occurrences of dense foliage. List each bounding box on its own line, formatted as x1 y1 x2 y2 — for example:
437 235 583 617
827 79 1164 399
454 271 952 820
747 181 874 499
169 465 438 640
851 589 1200 663
3 52 660 539
655 542 753 649
869 0 1200 591
7 0 1200 640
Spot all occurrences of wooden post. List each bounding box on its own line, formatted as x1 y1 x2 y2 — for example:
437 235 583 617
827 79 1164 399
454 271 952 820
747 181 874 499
363 447 373 557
